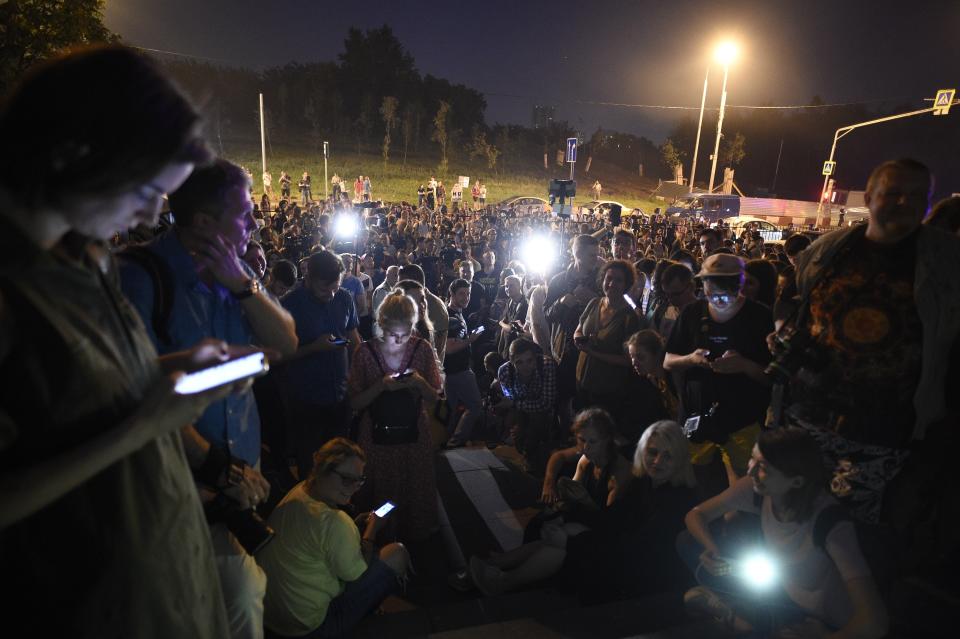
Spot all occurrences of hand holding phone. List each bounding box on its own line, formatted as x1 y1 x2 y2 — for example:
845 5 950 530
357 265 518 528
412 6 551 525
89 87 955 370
391 369 415 380
174 352 269 395
373 501 396 518
328 336 351 347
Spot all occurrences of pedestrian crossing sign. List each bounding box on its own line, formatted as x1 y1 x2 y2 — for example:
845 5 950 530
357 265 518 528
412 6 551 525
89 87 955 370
933 89 955 115
822 161 836 176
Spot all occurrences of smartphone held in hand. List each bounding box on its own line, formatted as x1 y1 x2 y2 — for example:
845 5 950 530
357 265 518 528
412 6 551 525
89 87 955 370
174 352 269 394
374 501 396 518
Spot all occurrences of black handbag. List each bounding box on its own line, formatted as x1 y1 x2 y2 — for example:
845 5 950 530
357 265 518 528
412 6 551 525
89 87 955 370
367 341 422 445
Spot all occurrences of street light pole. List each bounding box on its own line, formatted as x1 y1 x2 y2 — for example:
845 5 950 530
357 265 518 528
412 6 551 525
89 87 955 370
708 61 730 193
689 64 710 193
813 99 956 226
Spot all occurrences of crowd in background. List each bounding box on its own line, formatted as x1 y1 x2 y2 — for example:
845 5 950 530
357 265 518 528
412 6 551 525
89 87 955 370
4 45 960 639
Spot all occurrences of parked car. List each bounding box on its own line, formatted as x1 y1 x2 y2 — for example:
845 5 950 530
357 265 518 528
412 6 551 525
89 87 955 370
726 216 783 242
497 195 550 211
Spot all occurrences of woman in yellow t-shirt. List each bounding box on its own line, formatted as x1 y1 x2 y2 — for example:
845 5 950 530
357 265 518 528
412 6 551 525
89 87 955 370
258 438 409 638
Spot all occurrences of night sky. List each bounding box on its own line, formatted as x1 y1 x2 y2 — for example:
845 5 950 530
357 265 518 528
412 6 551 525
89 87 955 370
106 0 959 142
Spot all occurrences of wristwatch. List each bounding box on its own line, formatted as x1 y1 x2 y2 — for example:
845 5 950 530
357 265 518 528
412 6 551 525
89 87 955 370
231 278 263 300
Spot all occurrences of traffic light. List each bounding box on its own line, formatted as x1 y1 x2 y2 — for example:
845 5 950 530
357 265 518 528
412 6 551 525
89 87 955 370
822 178 835 201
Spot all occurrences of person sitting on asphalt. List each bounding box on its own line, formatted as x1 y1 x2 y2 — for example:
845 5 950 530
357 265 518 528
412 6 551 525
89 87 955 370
677 427 888 638
258 438 410 639
467 408 632 596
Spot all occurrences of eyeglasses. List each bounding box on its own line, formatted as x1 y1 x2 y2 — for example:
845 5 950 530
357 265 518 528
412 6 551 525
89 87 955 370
332 469 366 486
707 292 737 304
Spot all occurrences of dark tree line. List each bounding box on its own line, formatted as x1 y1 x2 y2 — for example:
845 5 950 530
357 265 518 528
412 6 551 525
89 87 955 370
5 4 953 198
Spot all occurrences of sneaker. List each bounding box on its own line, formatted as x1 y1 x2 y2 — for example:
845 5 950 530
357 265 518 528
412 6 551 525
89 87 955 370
447 568 475 593
683 586 735 627
469 556 506 596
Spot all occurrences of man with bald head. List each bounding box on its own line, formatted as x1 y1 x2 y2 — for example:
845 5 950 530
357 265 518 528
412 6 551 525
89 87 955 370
372 265 400 315
782 158 960 527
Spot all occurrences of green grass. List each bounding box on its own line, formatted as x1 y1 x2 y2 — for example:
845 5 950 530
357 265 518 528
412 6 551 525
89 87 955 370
226 145 666 212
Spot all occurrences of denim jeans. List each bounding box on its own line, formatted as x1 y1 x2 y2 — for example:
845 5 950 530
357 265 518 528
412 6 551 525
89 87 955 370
265 559 398 639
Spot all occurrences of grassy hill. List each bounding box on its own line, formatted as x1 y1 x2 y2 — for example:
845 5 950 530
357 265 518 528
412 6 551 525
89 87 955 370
226 144 669 212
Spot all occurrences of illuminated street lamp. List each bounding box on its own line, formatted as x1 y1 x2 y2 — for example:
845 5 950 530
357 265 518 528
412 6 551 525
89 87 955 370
708 41 738 193
689 63 710 193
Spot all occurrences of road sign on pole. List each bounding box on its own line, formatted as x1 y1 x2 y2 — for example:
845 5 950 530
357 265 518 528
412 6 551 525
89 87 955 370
566 138 577 163
933 89 955 116
822 161 836 176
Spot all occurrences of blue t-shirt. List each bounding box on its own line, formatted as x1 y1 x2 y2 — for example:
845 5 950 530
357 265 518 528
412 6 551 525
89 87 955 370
280 284 358 405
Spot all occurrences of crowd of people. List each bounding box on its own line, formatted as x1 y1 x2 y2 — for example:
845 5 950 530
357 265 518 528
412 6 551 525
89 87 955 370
2 44 959 639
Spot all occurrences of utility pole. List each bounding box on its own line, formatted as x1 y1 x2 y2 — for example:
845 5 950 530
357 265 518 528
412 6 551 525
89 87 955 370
258 93 267 189
323 141 329 201
690 65 709 192
814 93 957 226
707 62 730 193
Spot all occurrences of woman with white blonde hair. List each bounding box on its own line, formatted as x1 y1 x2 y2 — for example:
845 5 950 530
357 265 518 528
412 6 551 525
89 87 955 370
563 420 699 602
633 420 697 489
348 290 442 541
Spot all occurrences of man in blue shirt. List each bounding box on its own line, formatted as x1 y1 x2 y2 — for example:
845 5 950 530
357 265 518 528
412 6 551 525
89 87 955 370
280 250 361 478
120 159 298 639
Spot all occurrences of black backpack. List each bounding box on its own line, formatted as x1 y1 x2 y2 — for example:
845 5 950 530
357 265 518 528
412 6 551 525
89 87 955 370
115 245 175 347
366 340 423 445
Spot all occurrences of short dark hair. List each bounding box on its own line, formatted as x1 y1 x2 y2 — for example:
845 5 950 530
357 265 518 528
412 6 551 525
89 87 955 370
757 427 828 522
306 250 345 283
508 337 543 360
0 44 211 208
699 227 722 243
635 257 657 278
448 278 470 297
865 158 932 195
170 159 251 227
597 259 637 291
270 260 298 287
613 229 636 246
783 234 812 257
398 263 425 285
661 262 693 288
624 329 665 358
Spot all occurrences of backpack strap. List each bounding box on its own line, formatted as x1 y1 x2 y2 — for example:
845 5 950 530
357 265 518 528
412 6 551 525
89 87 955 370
115 245 175 346
813 503 853 549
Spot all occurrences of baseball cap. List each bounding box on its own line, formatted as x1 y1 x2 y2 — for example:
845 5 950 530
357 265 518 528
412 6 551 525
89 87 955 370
695 253 745 278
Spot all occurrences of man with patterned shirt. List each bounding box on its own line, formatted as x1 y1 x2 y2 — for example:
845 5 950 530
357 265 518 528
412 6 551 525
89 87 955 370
783 158 960 527
496 338 558 473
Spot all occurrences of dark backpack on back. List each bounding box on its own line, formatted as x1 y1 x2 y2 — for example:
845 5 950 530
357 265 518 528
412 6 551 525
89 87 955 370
115 245 175 347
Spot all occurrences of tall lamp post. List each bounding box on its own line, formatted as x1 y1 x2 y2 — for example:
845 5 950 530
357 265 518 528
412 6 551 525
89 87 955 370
708 42 738 193
689 64 710 193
